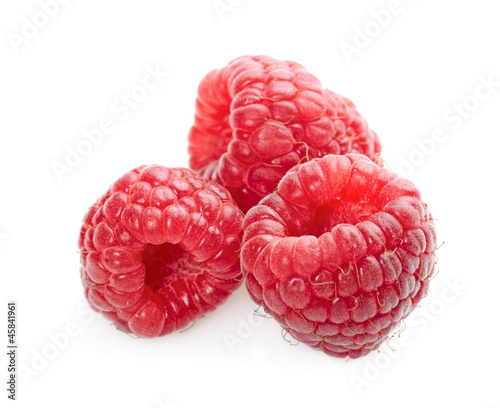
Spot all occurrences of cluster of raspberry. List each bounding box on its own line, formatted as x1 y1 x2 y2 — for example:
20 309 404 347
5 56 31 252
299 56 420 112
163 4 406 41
79 56 437 358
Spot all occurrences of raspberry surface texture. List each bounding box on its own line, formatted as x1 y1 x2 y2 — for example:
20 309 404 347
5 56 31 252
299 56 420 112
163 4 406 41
78 165 243 338
241 154 437 358
189 55 381 212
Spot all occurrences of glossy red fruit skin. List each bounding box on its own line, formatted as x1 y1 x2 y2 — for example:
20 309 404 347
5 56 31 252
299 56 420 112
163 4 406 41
78 165 243 338
241 154 437 358
188 55 381 212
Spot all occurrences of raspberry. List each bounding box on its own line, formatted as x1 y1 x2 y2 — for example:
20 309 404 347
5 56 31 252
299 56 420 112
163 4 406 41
78 165 243 338
188 55 381 212
241 154 437 358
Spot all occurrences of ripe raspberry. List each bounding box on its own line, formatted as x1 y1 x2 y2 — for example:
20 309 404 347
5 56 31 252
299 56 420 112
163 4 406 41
241 154 437 358
189 55 381 212
78 165 243 338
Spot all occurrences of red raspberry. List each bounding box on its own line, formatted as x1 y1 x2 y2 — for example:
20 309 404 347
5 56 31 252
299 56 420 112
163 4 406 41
78 165 243 338
241 154 437 358
189 55 381 212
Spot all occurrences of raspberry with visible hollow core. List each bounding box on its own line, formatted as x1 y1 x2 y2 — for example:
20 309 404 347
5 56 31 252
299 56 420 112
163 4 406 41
188 55 381 212
78 165 243 338
241 154 438 358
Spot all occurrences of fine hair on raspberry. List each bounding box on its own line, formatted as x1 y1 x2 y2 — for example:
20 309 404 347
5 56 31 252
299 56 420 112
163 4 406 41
241 154 438 358
78 165 243 338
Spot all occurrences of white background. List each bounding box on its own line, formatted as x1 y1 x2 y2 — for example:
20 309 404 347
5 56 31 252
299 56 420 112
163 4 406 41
1 0 500 407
